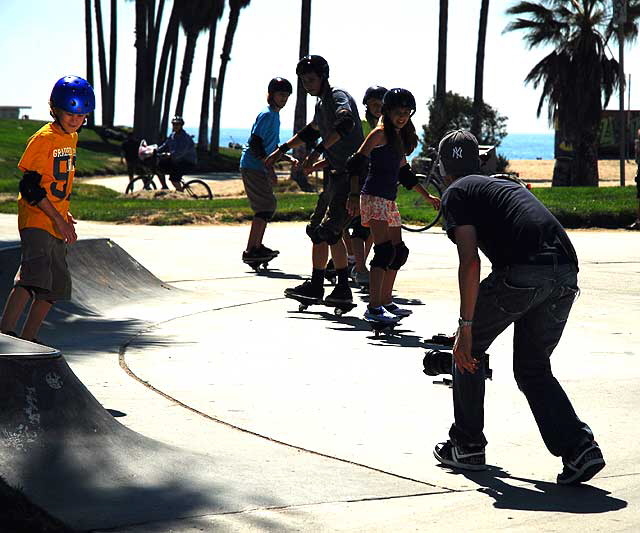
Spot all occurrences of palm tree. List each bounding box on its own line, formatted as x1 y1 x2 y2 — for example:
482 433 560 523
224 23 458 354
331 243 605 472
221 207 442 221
84 0 95 127
471 0 490 138
505 0 640 186
93 0 118 127
198 0 225 150
210 0 252 154
433 0 448 140
291 0 312 189
174 1 221 118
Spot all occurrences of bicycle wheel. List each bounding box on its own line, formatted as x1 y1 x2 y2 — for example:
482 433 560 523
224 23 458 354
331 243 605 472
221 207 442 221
183 178 213 199
401 178 443 232
125 176 157 194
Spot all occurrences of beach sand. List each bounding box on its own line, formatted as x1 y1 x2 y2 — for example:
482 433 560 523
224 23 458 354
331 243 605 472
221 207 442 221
508 159 637 186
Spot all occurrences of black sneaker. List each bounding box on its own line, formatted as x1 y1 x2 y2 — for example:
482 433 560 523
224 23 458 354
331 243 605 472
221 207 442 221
284 280 324 300
324 284 353 304
434 440 487 471
242 248 272 263
557 440 605 485
258 244 279 257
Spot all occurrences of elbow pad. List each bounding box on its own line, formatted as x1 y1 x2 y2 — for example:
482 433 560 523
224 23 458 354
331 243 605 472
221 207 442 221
334 114 355 138
19 171 46 205
398 164 418 190
298 124 321 146
345 153 369 178
248 134 267 159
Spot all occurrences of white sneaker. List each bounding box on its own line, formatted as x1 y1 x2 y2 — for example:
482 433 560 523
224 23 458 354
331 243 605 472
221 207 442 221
384 303 412 317
364 306 400 324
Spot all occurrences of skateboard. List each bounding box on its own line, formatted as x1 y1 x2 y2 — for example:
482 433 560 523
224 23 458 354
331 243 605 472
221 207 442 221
285 292 356 316
243 253 277 272
365 316 402 337
425 333 455 348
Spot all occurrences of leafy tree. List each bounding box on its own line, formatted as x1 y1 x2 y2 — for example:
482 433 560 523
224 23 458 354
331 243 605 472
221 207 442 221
505 0 640 186
421 91 507 154
210 0 252 153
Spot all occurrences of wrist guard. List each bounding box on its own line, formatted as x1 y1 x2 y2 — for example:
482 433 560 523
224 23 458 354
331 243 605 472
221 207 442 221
345 152 369 178
277 142 291 153
398 164 419 190
19 171 46 205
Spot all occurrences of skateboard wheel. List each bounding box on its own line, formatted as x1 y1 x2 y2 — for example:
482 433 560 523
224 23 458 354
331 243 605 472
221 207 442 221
334 307 343 316
298 304 306 312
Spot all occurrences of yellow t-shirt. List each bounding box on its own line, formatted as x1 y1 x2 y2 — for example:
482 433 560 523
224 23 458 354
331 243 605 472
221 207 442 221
18 123 78 239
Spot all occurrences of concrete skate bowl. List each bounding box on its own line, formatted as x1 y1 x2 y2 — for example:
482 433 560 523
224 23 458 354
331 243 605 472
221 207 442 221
0 238 177 351
0 334 259 531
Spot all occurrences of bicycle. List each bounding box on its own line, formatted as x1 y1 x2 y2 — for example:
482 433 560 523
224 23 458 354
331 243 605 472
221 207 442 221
401 148 445 232
124 153 213 199
400 148 531 233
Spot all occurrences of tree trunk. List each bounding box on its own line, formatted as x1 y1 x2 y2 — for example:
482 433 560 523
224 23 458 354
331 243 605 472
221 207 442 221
174 32 198 117
472 0 489 139
94 0 109 126
291 0 312 188
84 0 95 127
152 4 179 139
436 0 448 105
198 19 219 150
210 8 242 154
144 0 162 139
133 0 148 135
106 0 117 127
161 37 179 139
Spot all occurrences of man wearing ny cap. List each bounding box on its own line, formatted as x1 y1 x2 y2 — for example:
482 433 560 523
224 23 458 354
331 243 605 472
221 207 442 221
432 129 605 485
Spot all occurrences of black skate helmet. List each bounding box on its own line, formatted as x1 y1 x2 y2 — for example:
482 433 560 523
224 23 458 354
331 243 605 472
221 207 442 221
362 85 387 105
296 55 330 79
171 116 185 125
268 77 293 94
382 88 416 116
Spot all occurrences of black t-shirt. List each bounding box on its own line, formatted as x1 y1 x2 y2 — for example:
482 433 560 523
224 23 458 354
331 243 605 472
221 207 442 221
441 175 578 269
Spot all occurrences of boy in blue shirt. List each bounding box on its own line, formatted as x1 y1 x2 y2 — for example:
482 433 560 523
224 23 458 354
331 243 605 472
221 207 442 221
241 77 296 262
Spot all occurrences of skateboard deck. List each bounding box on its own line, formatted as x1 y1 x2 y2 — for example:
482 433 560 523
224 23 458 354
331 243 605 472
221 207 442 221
285 292 356 316
365 316 402 337
243 253 277 272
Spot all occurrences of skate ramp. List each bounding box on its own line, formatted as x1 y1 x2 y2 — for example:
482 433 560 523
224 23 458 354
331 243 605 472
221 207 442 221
0 238 175 315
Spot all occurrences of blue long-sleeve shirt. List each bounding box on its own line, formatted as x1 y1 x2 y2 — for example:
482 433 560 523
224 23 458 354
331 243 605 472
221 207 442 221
159 129 197 164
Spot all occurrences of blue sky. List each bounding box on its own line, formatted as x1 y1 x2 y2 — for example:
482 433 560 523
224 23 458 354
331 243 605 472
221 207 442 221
1 0 639 136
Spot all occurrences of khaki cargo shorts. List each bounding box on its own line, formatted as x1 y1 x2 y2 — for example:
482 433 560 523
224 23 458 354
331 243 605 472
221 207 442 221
15 228 71 301
241 167 277 214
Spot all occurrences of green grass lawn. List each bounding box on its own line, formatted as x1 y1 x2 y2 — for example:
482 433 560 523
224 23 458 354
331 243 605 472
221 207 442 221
0 180 635 228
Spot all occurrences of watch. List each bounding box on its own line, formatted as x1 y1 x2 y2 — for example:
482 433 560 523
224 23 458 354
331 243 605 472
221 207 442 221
458 317 473 328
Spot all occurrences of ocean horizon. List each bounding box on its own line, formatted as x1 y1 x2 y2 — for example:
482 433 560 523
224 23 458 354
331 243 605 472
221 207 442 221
186 127 555 161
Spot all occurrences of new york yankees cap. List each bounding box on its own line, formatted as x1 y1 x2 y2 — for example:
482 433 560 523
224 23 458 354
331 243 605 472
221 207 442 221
438 129 480 177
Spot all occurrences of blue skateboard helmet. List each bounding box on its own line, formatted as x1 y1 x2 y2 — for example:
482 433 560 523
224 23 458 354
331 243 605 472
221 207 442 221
50 76 96 114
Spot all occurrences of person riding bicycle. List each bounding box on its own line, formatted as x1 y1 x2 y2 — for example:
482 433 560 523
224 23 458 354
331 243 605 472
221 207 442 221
156 116 197 190
346 88 439 323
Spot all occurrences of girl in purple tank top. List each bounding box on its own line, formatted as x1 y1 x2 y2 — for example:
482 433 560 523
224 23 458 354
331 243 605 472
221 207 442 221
346 89 440 323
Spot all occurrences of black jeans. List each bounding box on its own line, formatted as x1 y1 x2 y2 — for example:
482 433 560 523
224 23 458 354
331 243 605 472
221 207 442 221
450 263 594 458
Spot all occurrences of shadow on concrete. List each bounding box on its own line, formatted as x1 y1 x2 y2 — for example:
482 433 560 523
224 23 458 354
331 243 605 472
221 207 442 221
461 467 627 513
247 268 305 281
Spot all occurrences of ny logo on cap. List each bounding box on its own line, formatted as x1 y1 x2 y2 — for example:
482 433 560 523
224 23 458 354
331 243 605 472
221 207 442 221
452 147 463 159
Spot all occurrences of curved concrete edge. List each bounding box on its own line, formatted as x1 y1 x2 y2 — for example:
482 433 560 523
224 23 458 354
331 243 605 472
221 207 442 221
0 333 60 358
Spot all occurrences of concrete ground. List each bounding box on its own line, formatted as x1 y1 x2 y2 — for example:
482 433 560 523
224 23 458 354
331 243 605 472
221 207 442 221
0 214 638 532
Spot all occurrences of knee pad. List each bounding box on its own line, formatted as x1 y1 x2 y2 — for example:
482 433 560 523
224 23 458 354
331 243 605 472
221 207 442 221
370 241 395 270
350 220 370 241
322 226 342 245
388 241 409 270
254 210 274 221
306 224 324 244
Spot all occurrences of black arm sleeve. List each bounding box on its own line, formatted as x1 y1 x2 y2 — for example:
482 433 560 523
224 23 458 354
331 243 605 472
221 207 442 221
248 133 267 159
298 124 321 146
334 114 355 138
398 164 419 190
19 171 47 205
345 153 369 178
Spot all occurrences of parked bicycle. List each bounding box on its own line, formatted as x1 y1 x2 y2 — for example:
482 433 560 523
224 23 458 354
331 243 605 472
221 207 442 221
124 152 213 200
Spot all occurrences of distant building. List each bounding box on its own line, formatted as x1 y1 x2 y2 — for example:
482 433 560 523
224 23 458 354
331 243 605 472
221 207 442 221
0 106 32 119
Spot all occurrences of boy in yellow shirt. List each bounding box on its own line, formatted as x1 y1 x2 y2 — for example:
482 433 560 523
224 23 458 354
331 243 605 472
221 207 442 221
0 75 95 342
